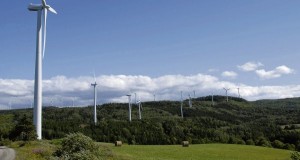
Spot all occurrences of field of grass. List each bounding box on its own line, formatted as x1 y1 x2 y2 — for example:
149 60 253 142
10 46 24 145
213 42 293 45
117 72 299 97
10 141 292 160
9 140 56 160
108 143 292 160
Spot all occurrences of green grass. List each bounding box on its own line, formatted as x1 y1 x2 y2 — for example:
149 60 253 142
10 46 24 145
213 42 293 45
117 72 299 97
11 141 292 160
9 140 56 160
107 143 292 160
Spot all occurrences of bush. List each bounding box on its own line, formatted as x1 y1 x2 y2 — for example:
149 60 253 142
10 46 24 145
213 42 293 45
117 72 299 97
54 133 100 160
291 151 300 160
246 139 255 145
272 140 285 149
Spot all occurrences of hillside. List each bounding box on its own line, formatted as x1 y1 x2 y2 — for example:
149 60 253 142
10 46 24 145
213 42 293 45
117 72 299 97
1 96 300 151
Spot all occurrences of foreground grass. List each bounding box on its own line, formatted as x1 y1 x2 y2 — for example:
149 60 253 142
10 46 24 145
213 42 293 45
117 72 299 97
9 140 56 160
108 143 292 160
11 141 292 160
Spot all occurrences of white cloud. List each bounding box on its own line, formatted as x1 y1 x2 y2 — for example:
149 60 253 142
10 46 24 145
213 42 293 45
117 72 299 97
255 65 294 79
221 71 237 79
1 73 300 110
238 62 264 71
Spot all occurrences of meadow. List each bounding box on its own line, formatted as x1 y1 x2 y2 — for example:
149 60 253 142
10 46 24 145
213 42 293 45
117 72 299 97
107 143 291 160
10 141 292 160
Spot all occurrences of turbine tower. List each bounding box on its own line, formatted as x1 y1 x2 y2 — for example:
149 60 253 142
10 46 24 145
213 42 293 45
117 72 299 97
153 94 156 101
237 88 241 98
193 90 196 98
137 99 142 120
91 75 97 125
28 0 57 140
223 88 230 102
126 94 132 122
188 94 192 108
180 91 183 118
211 93 214 106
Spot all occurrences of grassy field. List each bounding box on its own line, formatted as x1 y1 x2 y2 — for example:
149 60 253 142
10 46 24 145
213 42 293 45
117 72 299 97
108 143 292 160
10 141 292 160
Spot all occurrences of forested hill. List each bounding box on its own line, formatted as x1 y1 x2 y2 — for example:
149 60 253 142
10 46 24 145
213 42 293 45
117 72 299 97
253 97 300 108
1 96 300 151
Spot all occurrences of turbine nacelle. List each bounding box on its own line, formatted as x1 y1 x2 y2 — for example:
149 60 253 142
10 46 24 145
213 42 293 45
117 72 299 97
28 4 43 11
28 3 57 14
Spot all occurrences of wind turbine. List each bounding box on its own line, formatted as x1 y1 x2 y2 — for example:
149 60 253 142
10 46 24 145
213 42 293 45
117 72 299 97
126 94 132 122
91 74 97 125
180 91 183 118
188 94 192 108
137 99 142 120
223 88 230 102
193 90 196 98
153 94 156 102
28 0 57 140
237 88 241 98
211 93 214 106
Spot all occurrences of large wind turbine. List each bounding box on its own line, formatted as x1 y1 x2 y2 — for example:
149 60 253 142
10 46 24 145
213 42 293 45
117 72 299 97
28 0 57 140
126 94 132 122
91 75 97 125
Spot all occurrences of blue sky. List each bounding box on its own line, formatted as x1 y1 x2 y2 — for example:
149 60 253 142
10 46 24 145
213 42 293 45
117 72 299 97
1 0 300 109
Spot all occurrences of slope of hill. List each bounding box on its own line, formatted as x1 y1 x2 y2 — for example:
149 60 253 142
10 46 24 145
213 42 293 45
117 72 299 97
1 96 300 151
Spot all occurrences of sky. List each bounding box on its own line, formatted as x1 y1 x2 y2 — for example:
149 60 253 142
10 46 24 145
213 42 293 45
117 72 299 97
1 0 300 109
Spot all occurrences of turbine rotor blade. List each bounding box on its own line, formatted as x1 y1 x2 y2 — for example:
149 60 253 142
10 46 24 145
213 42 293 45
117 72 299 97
42 9 47 59
42 0 47 7
48 7 57 14
93 72 96 82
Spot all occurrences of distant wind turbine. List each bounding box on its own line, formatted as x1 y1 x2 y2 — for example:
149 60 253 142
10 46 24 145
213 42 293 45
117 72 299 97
223 88 230 102
126 94 132 122
153 94 156 102
193 90 196 98
180 91 183 118
91 74 98 125
28 0 57 140
188 94 192 108
211 93 214 106
237 88 241 98
137 99 142 120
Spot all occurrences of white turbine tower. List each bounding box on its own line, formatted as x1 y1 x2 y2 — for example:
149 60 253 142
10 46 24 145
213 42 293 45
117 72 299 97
237 88 241 98
180 91 183 118
188 94 192 108
28 0 57 140
153 94 156 102
137 99 142 120
223 88 230 102
211 93 214 106
91 75 97 125
126 94 132 122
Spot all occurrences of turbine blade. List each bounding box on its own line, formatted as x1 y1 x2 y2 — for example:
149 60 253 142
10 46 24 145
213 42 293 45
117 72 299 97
48 7 57 14
42 0 47 7
42 9 47 59
93 72 96 82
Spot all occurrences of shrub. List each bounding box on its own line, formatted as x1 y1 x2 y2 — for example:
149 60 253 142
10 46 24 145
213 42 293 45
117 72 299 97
54 133 100 159
272 140 285 149
246 139 255 145
291 151 300 160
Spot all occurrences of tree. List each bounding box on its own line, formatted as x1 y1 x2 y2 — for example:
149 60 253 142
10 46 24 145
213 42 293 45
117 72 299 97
9 115 36 141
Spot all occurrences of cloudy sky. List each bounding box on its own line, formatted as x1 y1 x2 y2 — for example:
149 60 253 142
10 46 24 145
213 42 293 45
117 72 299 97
1 0 300 109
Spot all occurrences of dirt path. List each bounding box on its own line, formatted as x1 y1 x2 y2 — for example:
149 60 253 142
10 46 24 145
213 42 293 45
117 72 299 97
0 146 15 160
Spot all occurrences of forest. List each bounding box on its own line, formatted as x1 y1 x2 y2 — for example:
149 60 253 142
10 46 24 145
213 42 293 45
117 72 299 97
1 95 300 151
